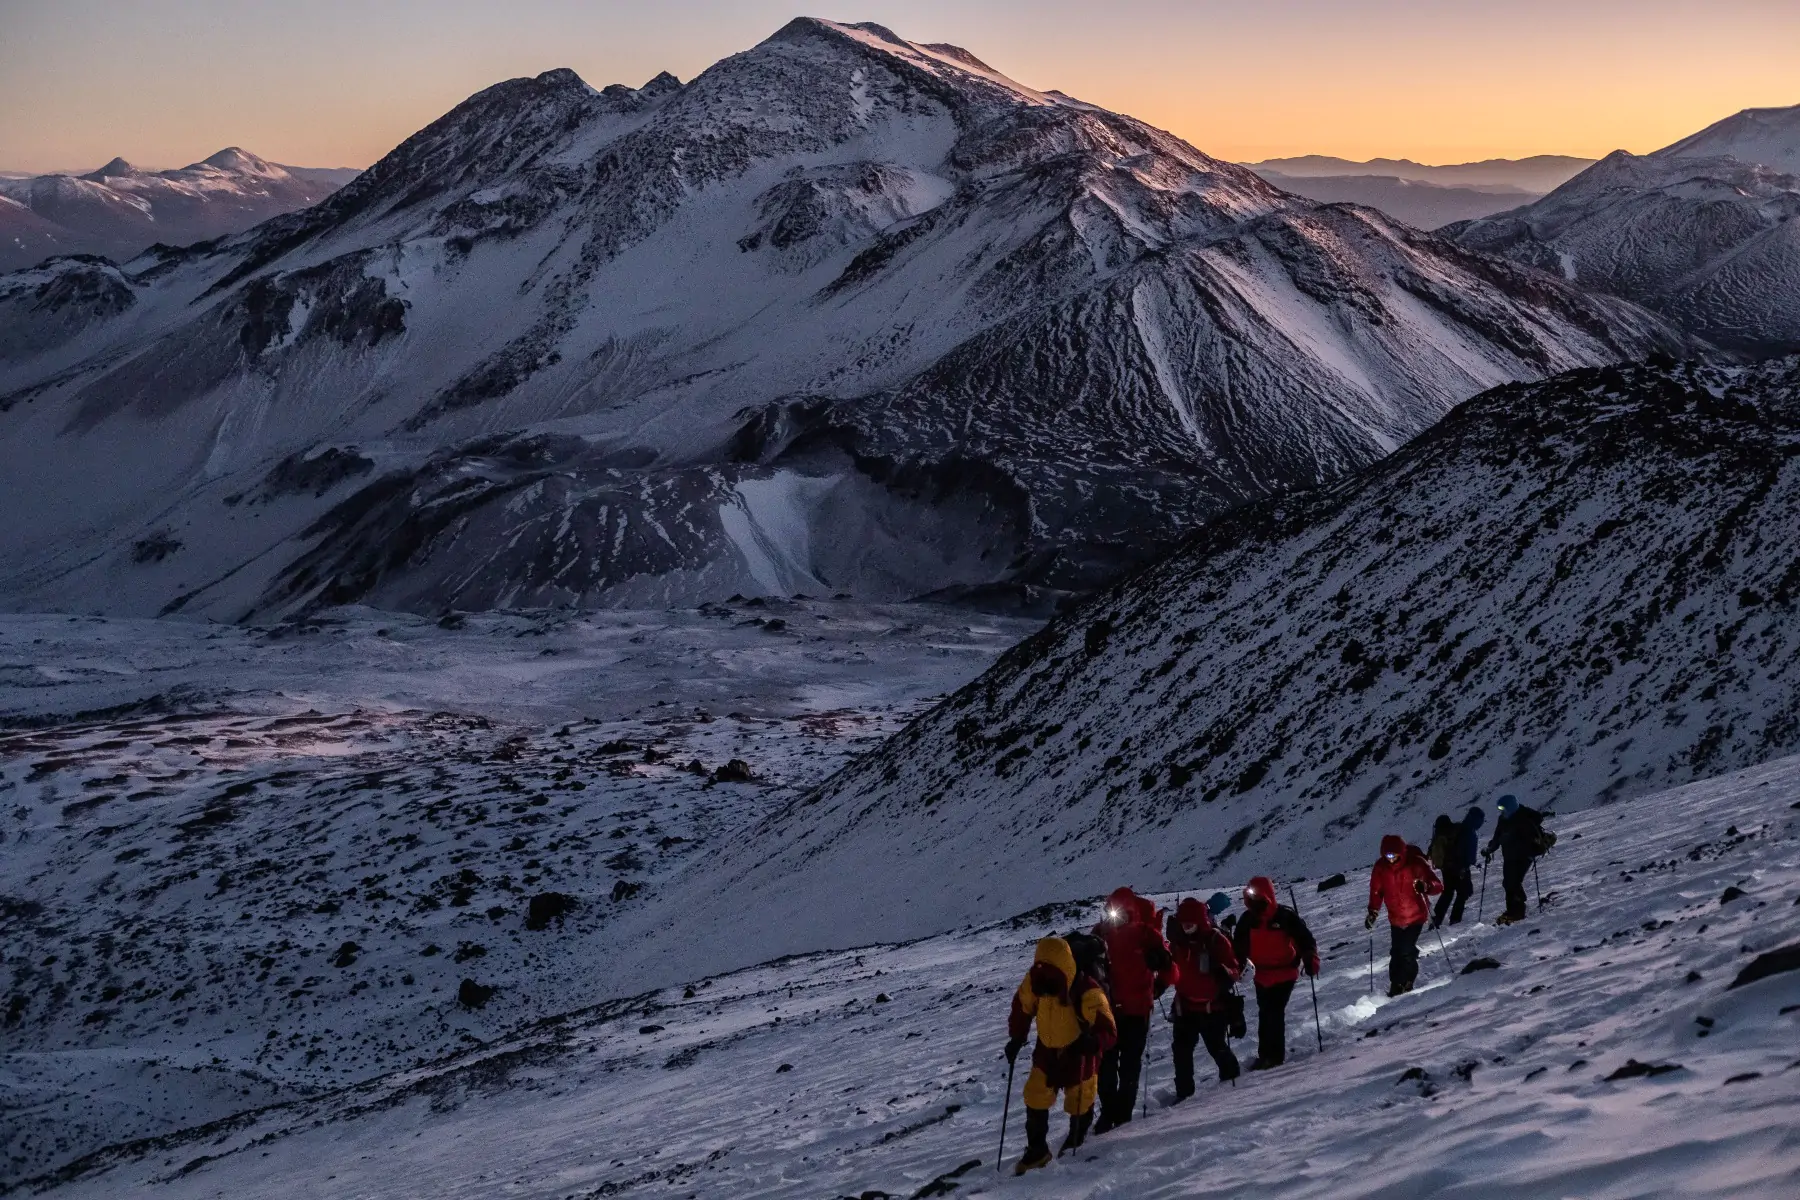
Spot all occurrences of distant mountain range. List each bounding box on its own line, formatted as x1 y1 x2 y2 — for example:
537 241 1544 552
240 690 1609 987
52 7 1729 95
1247 154 1595 192
1450 103 1800 355
0 19 1680 622
0 149 359 272
1243 156 1596 231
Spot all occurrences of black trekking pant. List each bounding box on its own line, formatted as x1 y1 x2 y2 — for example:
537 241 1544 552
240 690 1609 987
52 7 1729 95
1389 922 1423 994
1434 865 1473 925
1171 1010 1239 1096
1099 1012 1149 1123
1254 981 1295 1067
1502 853 1531 919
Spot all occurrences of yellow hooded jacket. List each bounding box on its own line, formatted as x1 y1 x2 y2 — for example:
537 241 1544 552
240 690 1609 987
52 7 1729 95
1007 936 1117 1088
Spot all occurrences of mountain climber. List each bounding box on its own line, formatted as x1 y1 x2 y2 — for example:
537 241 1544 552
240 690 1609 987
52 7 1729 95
1164 897 1241 1097
1483 794 1555 924
1366 834 1443 995
1433 807 1484 927
1230 876 1318 1069
1005 936 1117 1174
1091 886 1172 1132
1427 814 1456 870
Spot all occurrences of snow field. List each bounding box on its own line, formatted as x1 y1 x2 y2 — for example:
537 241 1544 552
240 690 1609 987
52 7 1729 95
23 742 1799 1197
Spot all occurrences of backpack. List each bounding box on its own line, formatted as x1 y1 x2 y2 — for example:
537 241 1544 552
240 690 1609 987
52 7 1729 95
1522 808 1557 856
1065 930 1110 991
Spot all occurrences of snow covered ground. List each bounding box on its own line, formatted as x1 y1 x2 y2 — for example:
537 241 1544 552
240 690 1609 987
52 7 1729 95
11 712 1797 1196
0 602 1039 1185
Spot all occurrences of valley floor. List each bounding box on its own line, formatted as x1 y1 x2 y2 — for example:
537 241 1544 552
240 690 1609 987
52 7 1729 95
7 652 1798 1195
0 602 1039 1186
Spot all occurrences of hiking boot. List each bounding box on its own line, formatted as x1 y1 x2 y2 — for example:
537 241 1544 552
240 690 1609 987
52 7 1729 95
1091 1113 1117 1136
1059 1111 1093 1156
1015 1109 1052 1174
1495 912 1522 927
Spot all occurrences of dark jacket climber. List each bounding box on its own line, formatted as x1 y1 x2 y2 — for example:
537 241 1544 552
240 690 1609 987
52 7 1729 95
1484 795 1553 924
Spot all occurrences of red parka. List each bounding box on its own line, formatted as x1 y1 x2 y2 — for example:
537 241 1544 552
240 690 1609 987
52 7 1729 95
1369 835 1443 928
1092 886 1173 1018
1231 876 1319 987
1165 897 1241 1015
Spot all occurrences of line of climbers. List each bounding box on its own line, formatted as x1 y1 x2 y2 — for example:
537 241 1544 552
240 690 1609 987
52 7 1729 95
1002 793 1555 1174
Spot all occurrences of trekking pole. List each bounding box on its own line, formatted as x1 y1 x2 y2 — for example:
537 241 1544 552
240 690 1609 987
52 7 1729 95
1533 857 1544 908
996 1056 1016 1172
1477 859 1489 924
1287 885 1325 1052
1367 932 1375 996
1432 920 1456 977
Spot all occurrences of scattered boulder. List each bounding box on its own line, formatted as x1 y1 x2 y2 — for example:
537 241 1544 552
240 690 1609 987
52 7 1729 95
638 1024 665 1035
611 880 642 902
1460 956 1502 974
1727 942 1800 990
452 941 487 963
1606 1059 1682 1081
524 891 577 931
776 1062 793 1073
1316 873 1348 892
1720 886 1748 904
712 759 756 783
330 941 360 968
457 979 494 1009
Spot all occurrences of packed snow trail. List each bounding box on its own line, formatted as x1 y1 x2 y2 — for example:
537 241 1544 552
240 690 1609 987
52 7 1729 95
26 750 1799 1197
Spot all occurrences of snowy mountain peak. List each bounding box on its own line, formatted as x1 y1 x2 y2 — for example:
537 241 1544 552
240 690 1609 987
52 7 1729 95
1656 101 1800 173
199 145 282 175
0 19 1684 619
85 156 140 179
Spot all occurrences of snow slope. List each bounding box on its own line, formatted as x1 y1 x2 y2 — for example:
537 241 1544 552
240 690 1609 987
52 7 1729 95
0 19 1683 620
17 747 1800 1198
1450 105 1800 355
626 355 1800 969
0 600 1038 1182
0 150 351 273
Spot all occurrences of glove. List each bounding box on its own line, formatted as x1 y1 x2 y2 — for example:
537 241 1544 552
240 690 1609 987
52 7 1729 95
1305 955 1321 978
1414 880 1428 896
1004 1037 1025 1064
1482 848 1493 863
1364 909 1378 930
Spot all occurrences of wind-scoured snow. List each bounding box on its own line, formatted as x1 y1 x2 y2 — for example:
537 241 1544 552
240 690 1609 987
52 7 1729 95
16 749 1800 1198
0 18 1684 621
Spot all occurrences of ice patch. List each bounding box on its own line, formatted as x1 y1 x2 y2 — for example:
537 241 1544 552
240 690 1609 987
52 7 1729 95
718 471 840 594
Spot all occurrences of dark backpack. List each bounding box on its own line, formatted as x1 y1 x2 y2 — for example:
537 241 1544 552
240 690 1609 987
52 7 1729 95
1065 930 1110 991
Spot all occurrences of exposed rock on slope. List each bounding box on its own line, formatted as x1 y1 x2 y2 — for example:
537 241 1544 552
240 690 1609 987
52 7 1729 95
652 355 1800 955
0 20 1682 619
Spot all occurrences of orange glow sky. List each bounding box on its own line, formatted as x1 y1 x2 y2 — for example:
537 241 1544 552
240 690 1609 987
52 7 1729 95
1 1 1795 173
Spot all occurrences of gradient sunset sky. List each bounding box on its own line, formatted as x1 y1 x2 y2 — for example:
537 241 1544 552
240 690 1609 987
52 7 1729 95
2 0 1795 173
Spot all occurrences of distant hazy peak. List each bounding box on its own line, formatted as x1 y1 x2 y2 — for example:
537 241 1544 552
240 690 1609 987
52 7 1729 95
85 157 140 179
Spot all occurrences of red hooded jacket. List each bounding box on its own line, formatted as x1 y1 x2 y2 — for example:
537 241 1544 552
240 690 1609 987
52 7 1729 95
1092 887 1173 1018
1369 835 1443 928
1165 897 1241 1014
1231 876 1319 987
